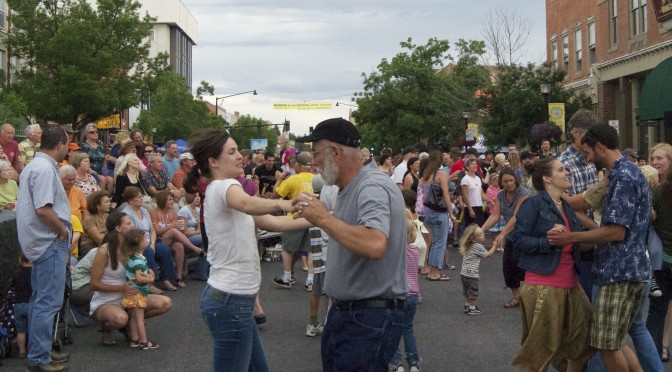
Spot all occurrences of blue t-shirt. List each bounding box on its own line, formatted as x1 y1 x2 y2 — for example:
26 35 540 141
125 253 150 296
593 157 651 286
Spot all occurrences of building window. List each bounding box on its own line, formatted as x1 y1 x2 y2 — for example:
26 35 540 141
562 34 569 72
631 0 647 36
575 28 582 73
0 0 5 29
551 38 558 71
148 28 156 42
588 22 596 65
610 0 618 45
0 50 5 74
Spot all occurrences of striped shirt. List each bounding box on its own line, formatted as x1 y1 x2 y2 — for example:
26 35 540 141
18 139 40 165
309 226 326 274
17 152 72 261
557 145 598 196
406 244 420 296
460 243 488 278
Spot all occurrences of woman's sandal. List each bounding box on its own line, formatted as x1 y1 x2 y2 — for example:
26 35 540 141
138 341 159 350
100 325 116 346
504 298 520 308
160 281 177 291
130 339 141 348
176 278 186 288
662 346 669 362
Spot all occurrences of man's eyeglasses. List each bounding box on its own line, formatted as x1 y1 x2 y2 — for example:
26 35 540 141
144 149 154 153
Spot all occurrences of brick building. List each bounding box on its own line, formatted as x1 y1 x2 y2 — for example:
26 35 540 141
546 0 672 152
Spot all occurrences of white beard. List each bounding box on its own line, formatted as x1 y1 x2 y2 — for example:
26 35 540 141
321 151 339 186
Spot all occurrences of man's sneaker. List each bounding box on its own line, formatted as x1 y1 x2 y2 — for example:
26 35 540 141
446 264 456 270
651 278 663 297
467 307 482 316
272 277 292 289
306 322 324 337
408 358 422 372
26 362 67 372
289 277 296 284
50 350 69 364
304 282 313 292
464 305 470 313
388 364 404 372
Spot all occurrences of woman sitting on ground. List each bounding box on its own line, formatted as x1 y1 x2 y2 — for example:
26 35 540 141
89 211 172 346
71 152 101 199
80 190 111 259
177 192 204 248
150 190 205 288
121 186 178 292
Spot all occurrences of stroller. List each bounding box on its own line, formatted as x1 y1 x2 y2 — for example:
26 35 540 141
52 263 76 352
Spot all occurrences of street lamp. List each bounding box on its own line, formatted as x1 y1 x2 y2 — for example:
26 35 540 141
540 82 551 118
215 90 257 117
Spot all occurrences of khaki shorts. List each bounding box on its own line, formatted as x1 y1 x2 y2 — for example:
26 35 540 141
590 281 645 350
281 229 310 253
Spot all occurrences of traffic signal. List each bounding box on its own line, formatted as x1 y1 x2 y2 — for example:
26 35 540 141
309 126 314 134
283 120 290 133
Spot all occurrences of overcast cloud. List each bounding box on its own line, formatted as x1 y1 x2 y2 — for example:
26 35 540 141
182 0 547 136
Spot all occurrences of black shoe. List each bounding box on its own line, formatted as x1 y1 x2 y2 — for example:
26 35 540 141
651 278 663 297
272 277 292 289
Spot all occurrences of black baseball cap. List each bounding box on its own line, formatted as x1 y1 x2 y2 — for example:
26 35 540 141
296 118 361 148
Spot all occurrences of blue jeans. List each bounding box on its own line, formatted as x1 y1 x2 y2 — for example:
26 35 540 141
424 209 449 269
144 242 176 282
321 303 405 371
27 239 68 367
588 280 663 372
648 262 672 355
391 295 420 366
188 234 204 248
200 285 269 372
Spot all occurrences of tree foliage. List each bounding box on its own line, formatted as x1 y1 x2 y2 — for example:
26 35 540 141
230 115 280 152
352 37 490 153
136 68 226 141
479 64 594 148
3 0 155 129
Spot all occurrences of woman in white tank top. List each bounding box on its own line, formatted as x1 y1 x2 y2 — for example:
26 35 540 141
89 211 172 346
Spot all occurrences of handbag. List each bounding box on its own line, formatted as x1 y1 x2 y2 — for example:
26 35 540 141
423 172 447 212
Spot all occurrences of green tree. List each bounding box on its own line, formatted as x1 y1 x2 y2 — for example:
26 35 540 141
479 64 593 148
136 69 226 141
0 91 30 128
4 0 155 129
230 115 280 152
352 37 489 152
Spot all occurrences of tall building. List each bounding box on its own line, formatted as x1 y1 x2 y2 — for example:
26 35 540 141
128 0 198 126
546 0 672 151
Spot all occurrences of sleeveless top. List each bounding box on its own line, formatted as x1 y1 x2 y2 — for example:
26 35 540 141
89 245 127 315
404 171 419 192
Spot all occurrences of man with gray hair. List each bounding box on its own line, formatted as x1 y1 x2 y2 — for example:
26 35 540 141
17 125 71 371
19 124 43 165
296 118 407 371
0 123 23 174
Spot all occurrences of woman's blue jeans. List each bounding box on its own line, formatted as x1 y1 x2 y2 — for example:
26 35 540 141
424 209 449 269
144 242 176 282
188 234 204 248
391 294 420 366
201 285 269 372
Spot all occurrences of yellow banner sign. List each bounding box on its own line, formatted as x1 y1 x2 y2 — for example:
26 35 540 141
273 103 333 110
548 103 565 132
96 114 121 129
466 123 479 141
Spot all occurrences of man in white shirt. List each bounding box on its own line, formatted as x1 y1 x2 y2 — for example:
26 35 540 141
392 146 418 188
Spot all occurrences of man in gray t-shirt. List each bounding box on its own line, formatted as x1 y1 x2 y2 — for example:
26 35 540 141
297 118 407 372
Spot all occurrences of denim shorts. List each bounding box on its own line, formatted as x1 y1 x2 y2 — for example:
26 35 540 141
14 302 30 333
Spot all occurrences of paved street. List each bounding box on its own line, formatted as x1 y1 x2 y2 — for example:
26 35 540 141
3 241 671 372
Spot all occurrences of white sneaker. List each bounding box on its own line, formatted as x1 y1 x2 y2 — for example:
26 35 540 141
306 322 323 337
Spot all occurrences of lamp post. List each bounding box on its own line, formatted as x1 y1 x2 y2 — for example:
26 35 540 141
215 90 257 117
540 82 551 119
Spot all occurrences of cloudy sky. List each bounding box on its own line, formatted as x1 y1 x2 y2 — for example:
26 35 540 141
183 0 547 136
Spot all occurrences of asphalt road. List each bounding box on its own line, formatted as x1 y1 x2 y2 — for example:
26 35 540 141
3 241 671 372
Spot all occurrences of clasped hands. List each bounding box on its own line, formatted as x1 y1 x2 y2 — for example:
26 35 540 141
288 192 330 225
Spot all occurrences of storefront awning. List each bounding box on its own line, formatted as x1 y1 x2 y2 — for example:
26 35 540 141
639 56 672 121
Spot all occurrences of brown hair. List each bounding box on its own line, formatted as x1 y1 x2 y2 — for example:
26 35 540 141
155 190 173 209
86 190 110 214
121 229 146 259
185 129 231 194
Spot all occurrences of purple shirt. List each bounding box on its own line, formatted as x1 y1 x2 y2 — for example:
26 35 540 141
235 176 258 197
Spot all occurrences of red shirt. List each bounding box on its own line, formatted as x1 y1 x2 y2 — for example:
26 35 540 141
449 158 483 175
525 214 578 288
2 140 20 169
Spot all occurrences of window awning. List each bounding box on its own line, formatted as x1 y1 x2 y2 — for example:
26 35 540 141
639 56 672 122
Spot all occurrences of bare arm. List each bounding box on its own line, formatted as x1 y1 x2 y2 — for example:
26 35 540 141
402 173 413 190
134 268 154 284
253 214 312 232
226 183 296 215
36 205 68 241
496 195 530 241
86 225 105 246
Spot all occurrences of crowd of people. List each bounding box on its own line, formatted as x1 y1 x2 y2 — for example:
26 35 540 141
0 113 671 372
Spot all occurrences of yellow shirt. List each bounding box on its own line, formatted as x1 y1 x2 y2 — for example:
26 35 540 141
18 139 40 165
0 180 18 209
274 172 314 216
71 214 83 258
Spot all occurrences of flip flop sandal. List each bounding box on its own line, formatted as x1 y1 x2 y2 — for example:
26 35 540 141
426 274 450 281
504 298 521 308
138 341 159 350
